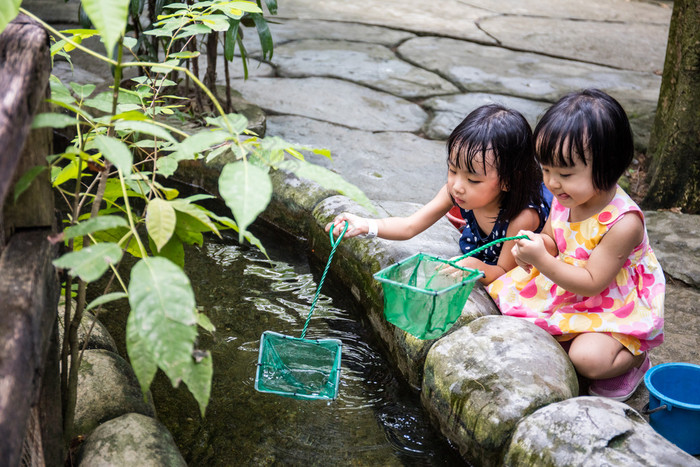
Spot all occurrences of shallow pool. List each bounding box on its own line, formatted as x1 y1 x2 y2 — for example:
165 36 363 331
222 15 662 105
150 234 466 465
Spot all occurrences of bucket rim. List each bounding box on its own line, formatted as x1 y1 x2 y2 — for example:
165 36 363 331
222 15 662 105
644 362 700 411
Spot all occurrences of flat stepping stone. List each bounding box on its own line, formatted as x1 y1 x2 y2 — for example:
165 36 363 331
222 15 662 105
231 77 427 132
273 39 458 98
398 36 661 107
266 115 445 203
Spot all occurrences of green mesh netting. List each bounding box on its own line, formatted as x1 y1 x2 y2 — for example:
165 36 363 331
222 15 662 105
373 253 482 339
373 235 527 340
254 331 342 400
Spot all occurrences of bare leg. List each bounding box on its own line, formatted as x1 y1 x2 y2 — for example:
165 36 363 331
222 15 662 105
567 333 646 380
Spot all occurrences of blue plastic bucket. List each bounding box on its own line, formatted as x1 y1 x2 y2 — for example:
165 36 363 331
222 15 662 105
643 362 700 455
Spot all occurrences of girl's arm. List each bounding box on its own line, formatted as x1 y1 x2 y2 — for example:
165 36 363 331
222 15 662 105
326 185 453 239
451 207 542 284
515 212 644 296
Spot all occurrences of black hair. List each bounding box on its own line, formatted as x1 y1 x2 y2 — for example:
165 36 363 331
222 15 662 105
447 104 543 222
534 88 634 191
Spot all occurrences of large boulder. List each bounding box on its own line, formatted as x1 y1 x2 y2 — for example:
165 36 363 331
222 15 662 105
72 349 155 439
77 413 186 467
58 306 118 353
505 397 700 466
421 315 578 466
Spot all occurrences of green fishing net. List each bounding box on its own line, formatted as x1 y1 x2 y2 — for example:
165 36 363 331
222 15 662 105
254 222 348 401
373 236 528 340
373 253 482 340
255 331 342 400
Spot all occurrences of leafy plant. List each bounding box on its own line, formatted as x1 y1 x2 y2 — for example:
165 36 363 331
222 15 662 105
2 0 373 447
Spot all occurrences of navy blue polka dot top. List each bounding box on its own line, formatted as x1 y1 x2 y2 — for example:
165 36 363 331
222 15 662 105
457 183 552 265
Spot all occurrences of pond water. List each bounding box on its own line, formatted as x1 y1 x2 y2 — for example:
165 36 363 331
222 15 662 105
150 233 466 466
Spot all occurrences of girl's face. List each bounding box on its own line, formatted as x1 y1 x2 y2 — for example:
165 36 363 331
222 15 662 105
447 150 503 214
541 153 608 218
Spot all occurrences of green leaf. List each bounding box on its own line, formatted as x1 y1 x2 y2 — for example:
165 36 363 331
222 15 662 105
200 14 230 32
172 129 231 161
174 212 204 246
150 58 180 74
251 13 273 60
204 113 248 134
52 158 88 187
63 215 129 241
32 112 76 129
115 120 177 143
260 0 277 15
148 233 184 268
224 18 239 61
196 312 215 332
69 82 96 100
85 292 128 312
94 134 133 175
170 199 220 237
215 1 263 15
53 242 123 283
93 226 143 259
13 166 46 202
0 0 21 35
279 159 376 213
168 51 200 59
146 198 176 252
156 156 179 178
126 257 211 415
80 0 130 59
175 23 212 39
219 161 271 242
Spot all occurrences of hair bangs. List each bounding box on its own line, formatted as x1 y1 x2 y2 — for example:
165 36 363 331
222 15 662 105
535 109 589 168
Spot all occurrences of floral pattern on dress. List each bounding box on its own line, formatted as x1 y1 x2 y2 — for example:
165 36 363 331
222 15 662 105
487 186 665 355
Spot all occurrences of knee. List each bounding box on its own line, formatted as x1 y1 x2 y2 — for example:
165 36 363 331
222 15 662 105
568 348 611 379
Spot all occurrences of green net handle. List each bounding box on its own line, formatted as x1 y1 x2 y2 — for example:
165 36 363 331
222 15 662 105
300 221 349 339
423 234 530 289
446 234 529 267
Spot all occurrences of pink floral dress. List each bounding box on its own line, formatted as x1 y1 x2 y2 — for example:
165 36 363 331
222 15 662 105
487 186 665 355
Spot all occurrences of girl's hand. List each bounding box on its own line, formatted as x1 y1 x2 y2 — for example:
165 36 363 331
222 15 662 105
512 230 545 273
325 212 369 238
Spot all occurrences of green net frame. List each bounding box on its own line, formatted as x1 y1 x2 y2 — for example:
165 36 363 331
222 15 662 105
254 331 343 400
373 235 527 340
373 253 482 339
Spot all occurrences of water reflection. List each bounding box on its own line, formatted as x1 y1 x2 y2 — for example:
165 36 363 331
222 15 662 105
150 238 465 466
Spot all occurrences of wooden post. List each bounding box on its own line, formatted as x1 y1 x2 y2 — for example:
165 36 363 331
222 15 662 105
0 14 63 466
0 14 53 242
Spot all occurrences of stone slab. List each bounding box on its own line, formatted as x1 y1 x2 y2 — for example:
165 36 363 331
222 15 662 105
398 36 662 108
423 92 550 140
266 115 447 204
275 0 495 43
230 77 427 133
273 39 458 98
480 16 668 73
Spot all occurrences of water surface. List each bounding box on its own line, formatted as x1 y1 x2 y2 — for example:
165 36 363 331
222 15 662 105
151 234 466 466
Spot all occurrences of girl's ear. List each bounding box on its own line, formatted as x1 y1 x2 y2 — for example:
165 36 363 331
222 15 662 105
501 180 510 192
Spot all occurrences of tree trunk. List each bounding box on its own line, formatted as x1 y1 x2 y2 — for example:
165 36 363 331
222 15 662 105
643 0 700 213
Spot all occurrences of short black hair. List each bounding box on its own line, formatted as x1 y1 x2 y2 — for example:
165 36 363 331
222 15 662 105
447 104 542 222
534 89 634 191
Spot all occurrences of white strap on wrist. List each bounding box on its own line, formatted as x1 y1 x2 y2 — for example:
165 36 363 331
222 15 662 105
365 219 378 239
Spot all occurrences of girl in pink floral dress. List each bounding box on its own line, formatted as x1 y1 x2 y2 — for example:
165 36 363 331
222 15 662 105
487 89 665 401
